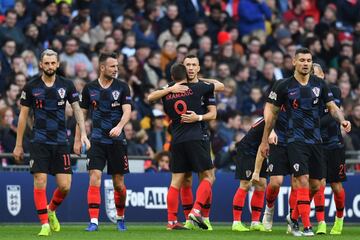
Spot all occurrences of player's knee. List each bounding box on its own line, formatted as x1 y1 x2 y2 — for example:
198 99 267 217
297 176 309 188
269 180 282 190
58 185 70 195
34 176 47 188
113 183 125 192
331 182 343 193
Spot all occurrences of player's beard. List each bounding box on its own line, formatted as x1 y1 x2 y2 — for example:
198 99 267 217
43 69 56 76
104 72 116 81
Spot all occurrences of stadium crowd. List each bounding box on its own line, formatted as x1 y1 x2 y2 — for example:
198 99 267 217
0 0 360 172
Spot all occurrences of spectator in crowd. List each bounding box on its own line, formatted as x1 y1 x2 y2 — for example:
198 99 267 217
89 12 113 50
121 32 137 57
147 109 167 153
0 9 25 48
349 103 360 150
240 86 265 116
3 82 20 110
59 37 93 77
144 51 162 87
176 0 205 29
21 50 39 77
158 3 179 35
0 39 17 83
14 0 32 30
157 19 192 48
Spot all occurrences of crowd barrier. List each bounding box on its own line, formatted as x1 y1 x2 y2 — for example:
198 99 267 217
1 172 360 223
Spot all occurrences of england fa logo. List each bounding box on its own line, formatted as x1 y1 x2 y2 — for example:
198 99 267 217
7 185 21 216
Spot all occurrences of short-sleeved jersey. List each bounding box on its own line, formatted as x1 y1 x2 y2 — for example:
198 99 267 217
162 81 215 144
20 76 79 145
320 84 343 149
80 79 132 144
267 75 334 144
236 118 264 157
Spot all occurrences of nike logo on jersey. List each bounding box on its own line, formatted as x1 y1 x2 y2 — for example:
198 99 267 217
289 91 296 96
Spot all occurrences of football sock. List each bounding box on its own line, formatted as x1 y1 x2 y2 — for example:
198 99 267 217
251 190 265 221
88 186 100 221
114 185 127 217
34 188 48 224
233 188 247 221
180 186 193 220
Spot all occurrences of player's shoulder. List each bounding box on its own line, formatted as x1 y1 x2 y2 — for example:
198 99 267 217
275 77 292 89
310 75 325 84
113 78 129 88
56 75 74 87
26 75 41 87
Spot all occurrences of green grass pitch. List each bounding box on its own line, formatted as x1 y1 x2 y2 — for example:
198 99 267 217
0 223 359 240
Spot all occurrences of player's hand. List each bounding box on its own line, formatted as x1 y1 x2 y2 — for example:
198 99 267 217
341 120 351 133
109 126 123 137
268 130 278 145
169 83 189 93
181 111 199 123
80 135 91 151
259 141 269 158
250 172 260 185
73 139 82 154
13 145 24 163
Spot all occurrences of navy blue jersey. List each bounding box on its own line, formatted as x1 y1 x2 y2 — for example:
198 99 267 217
20 76 79 145
267 75 334 144
80 79 132 144
236 118 264 157
271 80 288 146
320 84 343 149
162 81 215 144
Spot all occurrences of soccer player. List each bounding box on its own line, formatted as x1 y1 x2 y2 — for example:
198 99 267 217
13 49 90 236
259 48 351 236
312 63 347 235
148 63 220 230
232 118 268 232
148 56 224 230
73 52 132 231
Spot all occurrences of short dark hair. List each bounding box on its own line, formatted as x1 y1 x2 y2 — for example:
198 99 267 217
170 64 187 81
295 47 312 56
99 52 118 63
183 54 198 63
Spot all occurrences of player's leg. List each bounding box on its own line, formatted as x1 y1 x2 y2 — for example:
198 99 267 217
189 168 215 230
232 180 250 232
250 177 266 231
109 142 130 231
287 176 298 234
181 172 195 229
313 179 326 234
85 143 106 231
167 173 187 230
330 182 345 235
47 173 71 232
198 169 215 230
30 143 51 236
112 174 127 231
327 147 347 235
288 142 312 236
263 175 283 231
34 173 51 236
86 169 102 231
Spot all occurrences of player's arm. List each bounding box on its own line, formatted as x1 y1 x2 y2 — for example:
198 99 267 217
251 147 266 184
72 102 91 151
74 108 88 154
13 106 30 163
109 104 131 137
326 101 351 132
199 78 225 92
260 102 280 157
147 81 188 102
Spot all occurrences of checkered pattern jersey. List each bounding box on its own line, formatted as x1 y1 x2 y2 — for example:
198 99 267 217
80 79 132 144
320 84 343 149
235 118 264 157
20 76 79 144
162 81 215 144
267 75 334 144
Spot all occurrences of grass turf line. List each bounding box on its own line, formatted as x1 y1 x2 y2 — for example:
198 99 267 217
0 224 359 240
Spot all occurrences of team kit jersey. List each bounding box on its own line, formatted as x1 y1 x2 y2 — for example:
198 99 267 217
162 81 216 173
20 76 79 175
268 79 290 176
80 79 132 174
320 84 347 183
235 118 268 180
267 75 334 178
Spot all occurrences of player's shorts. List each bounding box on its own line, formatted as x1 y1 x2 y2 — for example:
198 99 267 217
29 142 72 175
323 147 347 183
170 140 213 173
287 142 323 179
268 144 291 176
234 151 267 180
87 141 129 175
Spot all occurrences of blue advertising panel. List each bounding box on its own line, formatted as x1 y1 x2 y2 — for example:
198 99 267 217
1 172 359 223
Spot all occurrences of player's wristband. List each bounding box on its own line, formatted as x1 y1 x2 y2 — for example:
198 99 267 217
198 115 203 121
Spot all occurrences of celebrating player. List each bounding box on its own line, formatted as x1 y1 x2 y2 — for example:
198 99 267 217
74 52 132 232
260 48 351 236
13 49 90 236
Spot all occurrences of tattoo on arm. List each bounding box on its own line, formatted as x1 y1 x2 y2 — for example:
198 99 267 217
262 104 280 142
328 102 345 123
72 102 86 135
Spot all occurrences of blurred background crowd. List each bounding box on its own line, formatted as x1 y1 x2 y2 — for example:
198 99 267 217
0 0 360 173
